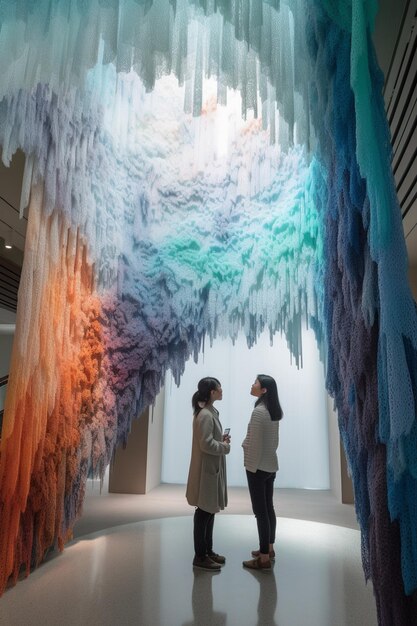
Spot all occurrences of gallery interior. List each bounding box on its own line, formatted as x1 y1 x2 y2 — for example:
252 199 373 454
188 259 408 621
0 1 417 625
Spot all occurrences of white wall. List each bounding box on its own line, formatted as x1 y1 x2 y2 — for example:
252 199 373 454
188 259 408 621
0 308 15 378
0 308 16 324
327 395 342 501
162 328 330 489
0 334 13 378
146 387 166 491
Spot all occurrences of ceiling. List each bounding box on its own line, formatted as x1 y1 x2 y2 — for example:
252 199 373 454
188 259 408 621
0 149 26 259
374 0 417 268
0 0 416 297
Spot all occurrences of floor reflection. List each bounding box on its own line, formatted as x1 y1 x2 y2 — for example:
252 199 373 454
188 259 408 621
0 516 377 626
244 567 278 626
183 569 226 626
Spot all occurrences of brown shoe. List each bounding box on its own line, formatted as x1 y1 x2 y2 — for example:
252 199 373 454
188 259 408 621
251 549 275 560
243 557 272 570
193 556 221 571
208 552 226 565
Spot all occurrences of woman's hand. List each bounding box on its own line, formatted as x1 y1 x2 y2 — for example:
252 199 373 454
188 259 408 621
223 434 231 445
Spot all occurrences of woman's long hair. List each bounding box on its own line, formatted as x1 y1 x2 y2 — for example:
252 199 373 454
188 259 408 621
255 374 283 421
192 377 221 416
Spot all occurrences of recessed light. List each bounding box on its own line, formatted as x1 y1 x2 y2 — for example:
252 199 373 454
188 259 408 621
4 228 13 249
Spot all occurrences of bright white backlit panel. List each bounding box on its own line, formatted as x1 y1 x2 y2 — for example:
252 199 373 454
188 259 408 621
162 328 330 488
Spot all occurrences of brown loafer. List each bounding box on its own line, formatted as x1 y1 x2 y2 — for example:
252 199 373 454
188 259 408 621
251 549 275 560
243 557 272 570
208 552 226 565
193 556 221 571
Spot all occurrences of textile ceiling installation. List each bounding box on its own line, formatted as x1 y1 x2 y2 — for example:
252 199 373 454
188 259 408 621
0 0 416 622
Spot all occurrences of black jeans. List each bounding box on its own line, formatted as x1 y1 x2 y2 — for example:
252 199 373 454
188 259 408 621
193 507 215 558
246 469 277 555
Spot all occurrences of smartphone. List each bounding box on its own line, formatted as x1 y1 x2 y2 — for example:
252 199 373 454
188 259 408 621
223 428 230 436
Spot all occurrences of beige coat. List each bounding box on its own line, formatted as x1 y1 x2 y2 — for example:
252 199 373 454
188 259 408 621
186 406 230 514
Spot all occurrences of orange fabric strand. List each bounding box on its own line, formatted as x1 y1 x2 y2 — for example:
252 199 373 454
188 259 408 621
0 187 104 594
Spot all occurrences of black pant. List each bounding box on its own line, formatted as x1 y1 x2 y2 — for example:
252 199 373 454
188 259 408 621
193 507 215 558
246 469 277 555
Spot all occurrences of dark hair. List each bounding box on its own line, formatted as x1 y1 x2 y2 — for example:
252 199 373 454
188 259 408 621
192 377 221 415
255 374 283 421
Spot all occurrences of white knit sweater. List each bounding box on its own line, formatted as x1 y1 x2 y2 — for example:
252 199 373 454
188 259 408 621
242 403 279 473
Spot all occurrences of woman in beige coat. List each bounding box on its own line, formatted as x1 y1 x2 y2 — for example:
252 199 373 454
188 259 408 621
186 377 231 571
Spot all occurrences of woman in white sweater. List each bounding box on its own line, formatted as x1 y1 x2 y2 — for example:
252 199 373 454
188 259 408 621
242 374 283 570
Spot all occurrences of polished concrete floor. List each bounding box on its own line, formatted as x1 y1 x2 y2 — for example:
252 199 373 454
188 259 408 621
73 483 360 538
0 486 378 626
